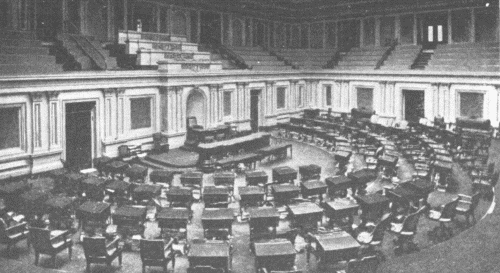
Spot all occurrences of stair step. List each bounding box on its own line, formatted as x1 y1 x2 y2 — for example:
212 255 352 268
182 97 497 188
0 64 63 75
0 45 50 55
0 38 43 47
252 65 293 71
0 54 56 64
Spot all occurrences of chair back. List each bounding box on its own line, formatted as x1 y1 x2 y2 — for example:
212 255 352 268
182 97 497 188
491 172 500 187
83 237 108 258
187 116 198 128
347 255 379 273
470 192 481 211
187 266 224 273
140 239 165 260
440 200 459 221
401 210 422 234
29 227 53 252
0 218 8 242
371 213 392 242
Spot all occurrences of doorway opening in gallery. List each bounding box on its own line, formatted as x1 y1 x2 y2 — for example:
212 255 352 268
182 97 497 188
65 101 95 171
200 11 221 44
403 89 425 122
250 89 261 132
419 12 448 49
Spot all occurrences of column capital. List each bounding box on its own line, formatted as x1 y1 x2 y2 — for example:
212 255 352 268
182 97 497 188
209 84 223 91
265 81 275 87
30 92 45 102
236 82 247 88
168 86 182 92
48 91 60 100
290 80 299 85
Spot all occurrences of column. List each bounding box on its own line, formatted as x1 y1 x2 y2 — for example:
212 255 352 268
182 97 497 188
209 85 216 125
375 17 381 46
220 13 224 44
177 88 184 131
48 92 60 149
107 0 115 40
265 81 274 115
359 18 364 47
197 10 201 44
322 21 327 49
103 89 116 140
470 8 476 43
123 0 128 31
31 92 44 151
272 22 277 48
307 23 311 49
156 5 161 33
159 87 169 132
413 14 418 45
62 0 68 32
290 80 297 111
394 15 401 42
249 18 253 47
228 14 233 46
334 21 338 48
168 6 174 36
117 89 126 136
447 10 452 44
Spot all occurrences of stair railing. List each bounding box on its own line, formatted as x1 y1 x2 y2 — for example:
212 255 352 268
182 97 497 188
376 38 398 69
207 37 250 69
265 47 298 69
71 34 108 70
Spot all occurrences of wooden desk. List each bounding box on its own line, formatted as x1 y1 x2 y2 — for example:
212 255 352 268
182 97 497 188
203 186 230 207
180 172 203 187
188 242 231 272
238 186 266 211
287 202 324 230
272 166 298 184
245 170 268 186
325 176 354 197
213 172 236 187
82 176 107 200
271 184 300 204
301 180 327 202
149 170 176 185
112 205 147 227
299 164 321 181
355 193 390 223
157 207 190 230
77 201 111 229
167 187 193 210
324 198 359 227
201 208 234 236
427 191 459 210
216 153 262 170
132 184 161 202
248 207 280 241
308 231 361 264
348 169 378 194
253 239 296 272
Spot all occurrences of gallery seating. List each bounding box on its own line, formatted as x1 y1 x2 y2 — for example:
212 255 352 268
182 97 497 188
335 46 389 70
427 42 499 72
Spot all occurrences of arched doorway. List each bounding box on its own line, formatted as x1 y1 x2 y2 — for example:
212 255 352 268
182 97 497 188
186 89 206 129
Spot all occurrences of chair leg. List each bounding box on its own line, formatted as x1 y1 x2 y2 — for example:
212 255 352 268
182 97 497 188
118 252 122 265
86 262 91 273
142 265 146 273
52 255 56 268
34 252 39 265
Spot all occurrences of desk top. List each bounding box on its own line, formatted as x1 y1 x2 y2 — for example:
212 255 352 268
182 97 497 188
301 180 327 190
435 155 453 163
272 184 300 193
245 170 268 178
82 177 107 188
157 207 190 220
287 202 323 216
254 239 296 257
349 169 378 183
248 207 280 219
45 196 75 210
188 242 230 258
107 161 128 169
133 184 162 194
258 143 292 154
299 164 321 173
181 171 204 179
198 132 270 149
334 151 352 160
379 155 398 165
217 153 262 165
78 201 110 214
113 205 147 218
202 208 234 220
203 186 230 195
167 187 193 196
314 231 360 252
355 193 390 207
149 170 175 180
432 161 453 172
325 176 353 187
325 198 359 212
21 190 48 202
238 186 265 196
427 191 459 209
273 166 297 175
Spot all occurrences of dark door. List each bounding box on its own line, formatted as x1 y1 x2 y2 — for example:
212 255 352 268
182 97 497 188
403 90 425 122
65 102 95 171
250 90 260 132
200 11 221 44
422 13 447 48
255 23 265 47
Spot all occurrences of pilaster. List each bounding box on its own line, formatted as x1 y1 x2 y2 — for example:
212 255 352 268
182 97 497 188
30 92 44 150
48 91 60 149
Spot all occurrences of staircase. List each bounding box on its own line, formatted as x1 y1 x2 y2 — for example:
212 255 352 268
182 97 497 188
381 44 422 70
57 34 117 71
411 49 434 70
0 30 63 75
199 44 241 70
334 46 389 70
229 46 293 71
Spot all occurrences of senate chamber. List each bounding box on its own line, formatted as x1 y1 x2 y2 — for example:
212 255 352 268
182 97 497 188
0 0 499 272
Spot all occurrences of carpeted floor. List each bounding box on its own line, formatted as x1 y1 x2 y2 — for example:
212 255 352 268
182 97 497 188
0 136 495 273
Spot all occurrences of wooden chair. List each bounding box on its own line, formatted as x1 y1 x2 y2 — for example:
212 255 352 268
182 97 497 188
82 236 123 272
356 213 392 260
428 199 459 241
455 192 481 226
140 238 176 273
29 227 73 268
390 206 425 254
0 218 29 256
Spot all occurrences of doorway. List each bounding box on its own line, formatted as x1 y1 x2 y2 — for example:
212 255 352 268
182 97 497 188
403 90 425 122
200 11 221 44
250 90 261 132
37 0 63 40
65 102 95 171
421 13 447 48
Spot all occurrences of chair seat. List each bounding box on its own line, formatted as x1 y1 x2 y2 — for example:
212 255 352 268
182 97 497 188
455 202 471 213
356 232 373 244
428 210 442 220
390 223 403 233
7 230 28 241
52 238 72 250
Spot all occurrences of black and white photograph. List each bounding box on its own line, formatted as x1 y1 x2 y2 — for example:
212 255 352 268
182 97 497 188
0 0 499 272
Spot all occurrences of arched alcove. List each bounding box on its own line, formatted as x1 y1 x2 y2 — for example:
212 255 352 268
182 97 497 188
173 11 187 36
186 89 206 128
